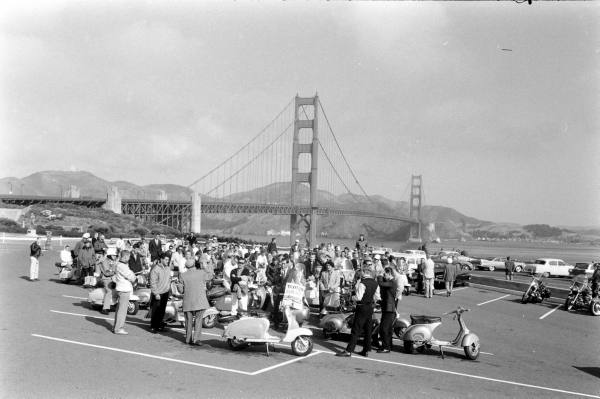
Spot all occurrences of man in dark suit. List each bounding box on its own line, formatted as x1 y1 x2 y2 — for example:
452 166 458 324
375 267 397 353
128 242 144 274
176 261 211 346
336 261 380 358
148 233 163 264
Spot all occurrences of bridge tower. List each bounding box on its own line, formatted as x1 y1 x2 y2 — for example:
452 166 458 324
290 94 319 249
409 175 422 241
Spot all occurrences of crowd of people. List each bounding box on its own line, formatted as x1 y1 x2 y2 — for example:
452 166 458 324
42 231 462 352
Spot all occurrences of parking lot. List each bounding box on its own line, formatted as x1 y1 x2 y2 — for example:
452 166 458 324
1 243 599 399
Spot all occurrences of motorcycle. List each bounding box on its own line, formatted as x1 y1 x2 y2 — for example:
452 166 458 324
87 287 141 315
402 306 480 360
222 305 313 356
521 276 551 304
565 276 600 316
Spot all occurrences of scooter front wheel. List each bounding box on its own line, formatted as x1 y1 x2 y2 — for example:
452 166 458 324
464 341 480 360
291 335 313 356
202 314 217 328
127 301 139 315
590 301 600 316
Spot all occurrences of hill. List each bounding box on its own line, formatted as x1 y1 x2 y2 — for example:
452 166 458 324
1 170 597 243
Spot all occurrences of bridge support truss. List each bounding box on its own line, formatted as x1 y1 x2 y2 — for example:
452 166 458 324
121 200 191 233
409 175 422 241
290 94 319 249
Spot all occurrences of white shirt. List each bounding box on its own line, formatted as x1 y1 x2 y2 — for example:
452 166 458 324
60 250 73 266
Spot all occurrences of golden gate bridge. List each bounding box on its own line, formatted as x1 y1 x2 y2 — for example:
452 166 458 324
1 94 423 248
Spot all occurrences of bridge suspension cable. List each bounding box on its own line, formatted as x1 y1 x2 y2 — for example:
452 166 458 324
318 100 375 204
187 96 294 189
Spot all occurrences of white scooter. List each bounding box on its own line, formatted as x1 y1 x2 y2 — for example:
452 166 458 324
88 287 141 315
402 306 480 360
222 306 313 356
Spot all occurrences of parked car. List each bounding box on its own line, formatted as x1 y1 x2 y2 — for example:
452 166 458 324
523 258 574 278
435 250 475 264
471 257 526 272
569 262 598 278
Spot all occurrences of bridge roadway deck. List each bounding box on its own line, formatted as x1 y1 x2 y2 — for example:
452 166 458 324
0 195 416 223
2 242 599 399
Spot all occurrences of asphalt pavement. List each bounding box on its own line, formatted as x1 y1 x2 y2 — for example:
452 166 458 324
1 242 599 399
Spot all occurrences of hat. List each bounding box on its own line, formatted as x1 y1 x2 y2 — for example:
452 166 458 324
295 239 300 243
374 254 381 260
106 247 117 257
83 233 90 239
447 258 453 264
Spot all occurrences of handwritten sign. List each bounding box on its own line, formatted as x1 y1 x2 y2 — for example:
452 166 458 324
281 282 305 310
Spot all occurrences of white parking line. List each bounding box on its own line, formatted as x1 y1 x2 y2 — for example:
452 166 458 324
49 310 293 349
322 351 600 398
477 294 510 306
32 334 252 375
539 304 562 320
31 334 322 376
62 295 88 300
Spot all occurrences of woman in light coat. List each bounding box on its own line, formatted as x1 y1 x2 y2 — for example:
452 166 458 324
112 250 136 335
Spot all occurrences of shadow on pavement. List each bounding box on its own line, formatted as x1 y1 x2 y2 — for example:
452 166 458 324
573 366 600 379
85 315 113 332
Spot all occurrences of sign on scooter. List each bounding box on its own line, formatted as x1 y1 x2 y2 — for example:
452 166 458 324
281 283 305 310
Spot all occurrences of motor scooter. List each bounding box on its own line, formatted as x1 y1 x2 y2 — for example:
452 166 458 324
132 272 151 309
320 309 410 341
87 287 141 315
202 279 254 328
521 275 551 304
402 306 480 360
222 306 313 356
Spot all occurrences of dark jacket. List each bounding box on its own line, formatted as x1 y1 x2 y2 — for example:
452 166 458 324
378 278 396 313
30 241 42 258
128 252 143 274
357 277 379 306
148 239 163 262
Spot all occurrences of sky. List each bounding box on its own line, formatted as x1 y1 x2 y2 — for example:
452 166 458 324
0 1 598 227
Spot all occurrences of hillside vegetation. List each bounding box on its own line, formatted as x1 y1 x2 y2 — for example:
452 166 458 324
1 170 598 244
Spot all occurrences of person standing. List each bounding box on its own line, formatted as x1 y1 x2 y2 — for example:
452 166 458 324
505 256 516 281
176 261 210 346
112 250 135 335
99 248 118 315
355 234 368 256
128 242 144 275
422 253 435 299
375 267 397 353
29 237 42 281
78 238 96 286
336 264 380 357
443 258 457 296
148 233 163 265
149 253 172 333
267 238 278 254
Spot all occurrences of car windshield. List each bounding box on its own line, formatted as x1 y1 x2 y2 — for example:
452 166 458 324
534 260 546 265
